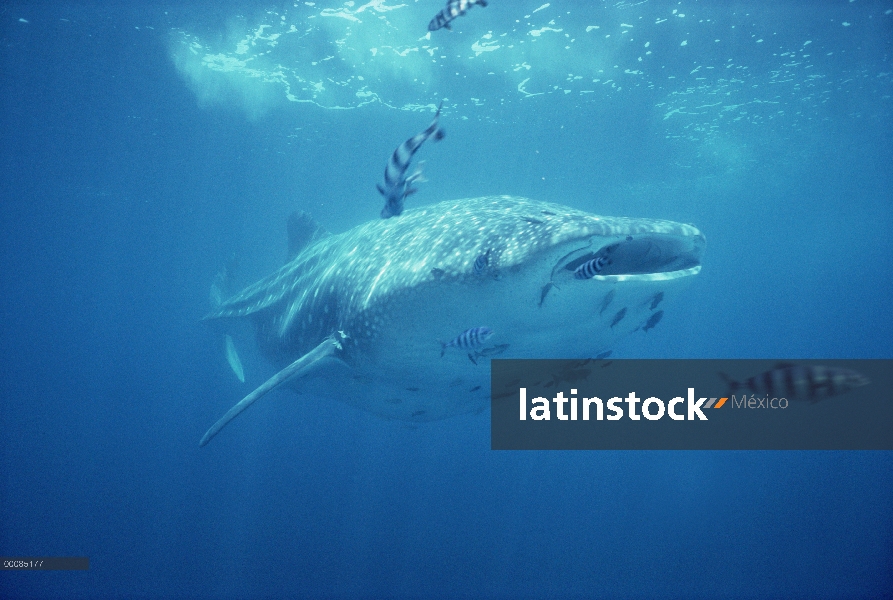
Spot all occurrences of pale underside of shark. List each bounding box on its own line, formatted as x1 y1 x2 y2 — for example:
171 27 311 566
200 196 705 445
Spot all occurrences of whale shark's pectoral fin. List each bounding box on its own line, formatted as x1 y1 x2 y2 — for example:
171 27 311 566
199 335 343 447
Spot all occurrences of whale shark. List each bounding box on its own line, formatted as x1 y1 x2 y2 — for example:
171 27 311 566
200 196 705 445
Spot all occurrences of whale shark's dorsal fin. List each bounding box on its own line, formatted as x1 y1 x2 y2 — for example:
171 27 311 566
287 211 329 262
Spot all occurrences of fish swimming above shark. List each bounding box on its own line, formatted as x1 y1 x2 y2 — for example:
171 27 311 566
200 196 705 446
377 103 444 219
428 0 488 32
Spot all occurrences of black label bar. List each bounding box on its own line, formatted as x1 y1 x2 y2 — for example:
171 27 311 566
1 557 89 570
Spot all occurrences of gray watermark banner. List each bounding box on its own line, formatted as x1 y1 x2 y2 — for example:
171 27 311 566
491 359 892 450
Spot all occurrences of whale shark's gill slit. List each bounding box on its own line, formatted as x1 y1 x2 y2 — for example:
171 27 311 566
364 261 392 308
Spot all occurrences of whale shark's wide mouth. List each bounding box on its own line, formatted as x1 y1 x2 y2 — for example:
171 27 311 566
550 232 706 283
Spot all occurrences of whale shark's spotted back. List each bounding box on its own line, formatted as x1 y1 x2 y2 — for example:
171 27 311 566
202 196 704 435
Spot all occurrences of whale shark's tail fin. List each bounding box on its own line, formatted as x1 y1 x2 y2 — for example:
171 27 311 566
199 334 343 447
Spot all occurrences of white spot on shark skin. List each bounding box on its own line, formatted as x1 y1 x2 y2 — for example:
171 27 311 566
204 196 704 428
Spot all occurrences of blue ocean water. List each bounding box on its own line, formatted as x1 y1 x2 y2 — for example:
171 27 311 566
1 1 891 598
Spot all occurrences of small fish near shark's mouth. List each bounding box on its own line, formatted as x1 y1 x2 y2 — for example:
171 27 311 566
550 231 706 284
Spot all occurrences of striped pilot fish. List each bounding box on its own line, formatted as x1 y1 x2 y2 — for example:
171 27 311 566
428 0 488 32
574 256 611 279
440 326 494 357
377 102 445 219
720 363 870 403
473 249 491 276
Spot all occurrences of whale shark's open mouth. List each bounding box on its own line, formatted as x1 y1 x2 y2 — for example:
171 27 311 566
550 232 706 284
